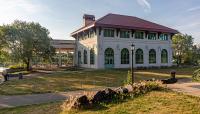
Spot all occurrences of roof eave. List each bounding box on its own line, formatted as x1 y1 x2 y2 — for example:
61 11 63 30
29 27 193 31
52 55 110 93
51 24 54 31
95 23 179 34
71 24 95 38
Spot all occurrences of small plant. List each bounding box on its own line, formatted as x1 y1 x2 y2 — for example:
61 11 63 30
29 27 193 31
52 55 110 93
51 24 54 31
193 68 200 81
124 70 132 85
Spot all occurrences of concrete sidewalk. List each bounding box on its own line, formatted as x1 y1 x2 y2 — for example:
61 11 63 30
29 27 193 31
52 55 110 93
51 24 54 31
167 78 200 97
0 91 86 109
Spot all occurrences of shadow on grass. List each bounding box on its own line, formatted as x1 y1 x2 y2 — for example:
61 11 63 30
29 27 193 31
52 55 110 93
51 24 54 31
0 67 194 95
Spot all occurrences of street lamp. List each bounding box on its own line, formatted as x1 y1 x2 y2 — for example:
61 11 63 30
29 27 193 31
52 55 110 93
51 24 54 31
131 44 135 84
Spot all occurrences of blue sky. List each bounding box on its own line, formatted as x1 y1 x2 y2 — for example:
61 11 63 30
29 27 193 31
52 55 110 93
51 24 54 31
0 0 200 43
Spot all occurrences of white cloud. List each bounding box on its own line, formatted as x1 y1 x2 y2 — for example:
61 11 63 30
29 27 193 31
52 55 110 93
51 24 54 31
137 0 151 12
187 6 200 12
175 22 200 31
0 0 50 24
173 21 200 44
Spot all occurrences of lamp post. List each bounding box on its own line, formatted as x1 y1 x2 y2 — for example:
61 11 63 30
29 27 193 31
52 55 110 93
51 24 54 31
131 44 135 84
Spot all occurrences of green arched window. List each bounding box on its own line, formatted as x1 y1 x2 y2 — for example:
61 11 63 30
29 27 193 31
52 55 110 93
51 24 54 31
90 49 95 65
149 49 156 64
136 49 143 64
121 48 129 64
161 49 168 63
105 48 114 68
84 50 87 64
78 51 81 64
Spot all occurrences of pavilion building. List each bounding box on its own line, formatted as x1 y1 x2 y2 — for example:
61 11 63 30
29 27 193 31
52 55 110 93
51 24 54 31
71 13 178 69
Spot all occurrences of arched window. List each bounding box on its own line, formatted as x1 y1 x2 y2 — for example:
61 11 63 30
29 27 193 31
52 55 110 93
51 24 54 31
121 48 129 64
78 51 81 64
161 49 168 63
149 49 156 64
105 48 114 68
90 49 95 65
136 49 143 64
84 50 87 64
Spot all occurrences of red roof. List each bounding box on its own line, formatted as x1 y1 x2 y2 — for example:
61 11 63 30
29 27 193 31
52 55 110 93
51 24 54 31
71 13 179 36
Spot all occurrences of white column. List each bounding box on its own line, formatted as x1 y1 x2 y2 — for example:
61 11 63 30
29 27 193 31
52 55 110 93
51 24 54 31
144 46 149 67
168 48 173 66
115 45 120 68
157 47 161 67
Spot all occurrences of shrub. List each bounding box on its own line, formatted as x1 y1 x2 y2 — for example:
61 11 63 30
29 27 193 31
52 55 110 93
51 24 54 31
9 64 25 69
193 68 200 81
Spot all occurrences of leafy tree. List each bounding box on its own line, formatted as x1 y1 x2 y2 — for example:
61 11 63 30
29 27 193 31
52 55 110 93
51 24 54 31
0 26 9 65
4 20 55 71
192 44 200 65
172 34 194 66
0 26 7 51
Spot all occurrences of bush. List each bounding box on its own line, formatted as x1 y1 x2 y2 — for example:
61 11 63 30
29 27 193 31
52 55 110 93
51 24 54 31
9 64 25 69
193 68 200 81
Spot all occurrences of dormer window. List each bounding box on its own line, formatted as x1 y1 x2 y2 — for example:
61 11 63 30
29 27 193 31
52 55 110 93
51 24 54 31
104 29 114 37
120 30 130 38
148 33 156 40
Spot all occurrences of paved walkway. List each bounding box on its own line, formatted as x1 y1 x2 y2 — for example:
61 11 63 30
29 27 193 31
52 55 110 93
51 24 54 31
167 78 200 97
0 90 89 109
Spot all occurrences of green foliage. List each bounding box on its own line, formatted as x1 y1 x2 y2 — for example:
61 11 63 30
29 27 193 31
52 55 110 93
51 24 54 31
4 20 55 71
124 70 132 85
0 26 9 64
0 50 10 65
0 26 7 50
172 34 200 65
193 68 200 81
9 63 26 69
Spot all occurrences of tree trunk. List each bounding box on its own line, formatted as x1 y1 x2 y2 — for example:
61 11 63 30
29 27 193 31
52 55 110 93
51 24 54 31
26 58 32 71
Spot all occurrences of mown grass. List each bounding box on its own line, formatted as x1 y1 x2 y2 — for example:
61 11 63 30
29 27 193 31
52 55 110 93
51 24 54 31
0 67 198 95
1 91 200 114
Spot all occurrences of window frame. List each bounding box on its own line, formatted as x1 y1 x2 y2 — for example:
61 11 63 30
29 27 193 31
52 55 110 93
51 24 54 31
121 48 130 64
149 49 156 64
104 48 114 65
135 31 144 39
103 28 115 37
159 33 168 41
120 30 130 38
161 49 168 63
148 33 157 40
135 49 144 64
78 51 82 64
84 50 88 64
90 49 95 65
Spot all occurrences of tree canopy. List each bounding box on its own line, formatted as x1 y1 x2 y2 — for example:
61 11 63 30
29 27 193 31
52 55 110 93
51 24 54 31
172 34 199 65
4 20 55 70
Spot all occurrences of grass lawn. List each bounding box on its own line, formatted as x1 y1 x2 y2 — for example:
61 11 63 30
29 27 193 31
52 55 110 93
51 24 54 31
0 67 198 95
1 90 200 114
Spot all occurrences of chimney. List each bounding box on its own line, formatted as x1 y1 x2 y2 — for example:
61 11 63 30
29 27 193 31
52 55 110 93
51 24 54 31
83 14 95 26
